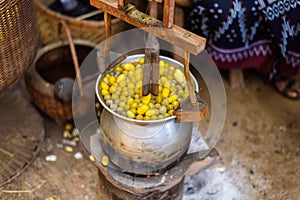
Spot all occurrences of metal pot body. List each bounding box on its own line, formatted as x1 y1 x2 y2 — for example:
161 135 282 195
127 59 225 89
100 109 193 174
96 55 197 174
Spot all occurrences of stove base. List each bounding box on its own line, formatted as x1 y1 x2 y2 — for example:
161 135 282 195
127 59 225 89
98 170 184 200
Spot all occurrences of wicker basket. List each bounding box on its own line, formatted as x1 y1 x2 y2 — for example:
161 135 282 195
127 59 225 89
0 0 39 93
34 0 126 45
24 39 97 123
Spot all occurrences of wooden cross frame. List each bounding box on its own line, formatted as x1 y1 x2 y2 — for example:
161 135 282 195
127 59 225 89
90 0 206 54
91 0 209 121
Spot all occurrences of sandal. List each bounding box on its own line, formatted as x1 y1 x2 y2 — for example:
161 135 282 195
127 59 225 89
271 75 300 100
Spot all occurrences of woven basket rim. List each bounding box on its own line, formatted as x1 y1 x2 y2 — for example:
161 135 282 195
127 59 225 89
34 0 122 27
27 39 97 94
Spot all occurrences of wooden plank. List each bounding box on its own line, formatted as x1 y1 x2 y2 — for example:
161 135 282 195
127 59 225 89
174 102 208 123
163 0 175 28
174 93 208 123
90 0 206 55
142 25 206 54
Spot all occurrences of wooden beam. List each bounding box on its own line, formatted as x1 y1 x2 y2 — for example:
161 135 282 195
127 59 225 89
174 98 208 123
90 0 206 55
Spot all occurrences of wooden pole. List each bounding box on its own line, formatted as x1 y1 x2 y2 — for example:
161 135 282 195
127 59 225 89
104 12 112 56
151 51 159 96
142 51 151 96
163 0 175 28
61 20 84 97
149 1 158 18
100 12 112 72
184 50 197 104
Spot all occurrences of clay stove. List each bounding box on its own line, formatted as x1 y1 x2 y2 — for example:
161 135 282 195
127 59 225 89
80 121 218 199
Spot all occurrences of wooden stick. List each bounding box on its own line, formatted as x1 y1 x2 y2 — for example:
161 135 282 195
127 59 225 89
104 12 112 39
163 0 175 28
184 50 197 104
142 50 151 96
102 12 112 71
106 54 127 71
0 147 14 157
0 180 46 194
104 12 111 57
148 1 159 96
75 9 104 20
151 51 159 96
61 21 84 97
97 12 112 72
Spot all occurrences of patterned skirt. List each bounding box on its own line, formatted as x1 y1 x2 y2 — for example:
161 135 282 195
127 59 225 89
186 0 300 77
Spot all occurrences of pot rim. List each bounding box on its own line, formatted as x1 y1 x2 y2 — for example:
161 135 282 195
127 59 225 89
95 54 199 124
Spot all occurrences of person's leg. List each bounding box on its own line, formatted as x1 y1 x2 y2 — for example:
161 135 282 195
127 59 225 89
262 1 300 99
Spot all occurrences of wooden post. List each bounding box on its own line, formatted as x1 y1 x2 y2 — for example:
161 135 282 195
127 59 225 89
229 69 244 89
151 51 159 96
101 12 112 72
149 1 158 18
104 12 112 39
163 0 175 28
118 0 128 9
143 51 151 96
148 1 159 96
184 50 197 104
60 21 84 97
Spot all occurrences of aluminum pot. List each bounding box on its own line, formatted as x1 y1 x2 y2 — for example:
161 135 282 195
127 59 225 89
95 54 198 175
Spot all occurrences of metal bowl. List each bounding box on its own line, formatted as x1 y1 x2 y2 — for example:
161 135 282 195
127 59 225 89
95 54 199 174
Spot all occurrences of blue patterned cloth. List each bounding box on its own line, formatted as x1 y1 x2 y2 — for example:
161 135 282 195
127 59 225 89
186 0 300 77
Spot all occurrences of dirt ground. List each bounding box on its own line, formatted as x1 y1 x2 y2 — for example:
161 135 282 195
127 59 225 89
0 70 299 200
216 70 300 200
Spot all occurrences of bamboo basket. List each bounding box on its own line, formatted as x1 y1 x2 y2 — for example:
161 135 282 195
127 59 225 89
34 0 126 45
24 39 97 123
0 0 39 93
